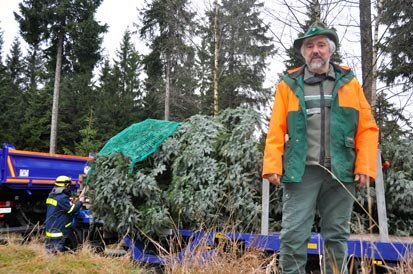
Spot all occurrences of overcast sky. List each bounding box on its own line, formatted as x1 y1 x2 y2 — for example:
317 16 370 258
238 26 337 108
0 0 146 59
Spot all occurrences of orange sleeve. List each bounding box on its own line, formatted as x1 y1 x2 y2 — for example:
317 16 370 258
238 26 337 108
262 81 292 178
352 80 379 179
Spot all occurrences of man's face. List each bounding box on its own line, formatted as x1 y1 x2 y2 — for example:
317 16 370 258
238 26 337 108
301 35 333 73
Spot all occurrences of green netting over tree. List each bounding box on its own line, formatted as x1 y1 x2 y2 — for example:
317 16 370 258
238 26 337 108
98 119 180 172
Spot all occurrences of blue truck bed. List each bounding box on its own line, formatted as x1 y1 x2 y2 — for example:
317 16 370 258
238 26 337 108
0 144 91 191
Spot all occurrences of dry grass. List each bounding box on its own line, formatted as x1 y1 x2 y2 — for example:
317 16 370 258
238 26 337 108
391 252 413 274
165 244 276 274
159 232 277 274
0 235 142 274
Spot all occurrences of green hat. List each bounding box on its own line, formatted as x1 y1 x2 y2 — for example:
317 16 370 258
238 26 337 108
293 21 339 51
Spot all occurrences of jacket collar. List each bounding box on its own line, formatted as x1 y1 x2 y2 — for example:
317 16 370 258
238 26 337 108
51 187 71 196
303 65 336 84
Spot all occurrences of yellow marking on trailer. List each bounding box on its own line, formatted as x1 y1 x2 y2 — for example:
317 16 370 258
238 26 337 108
9 149 92 160
32 179 56 184
6 178 29 183
7 156 16 177
215 232 225 239
373 260 383 265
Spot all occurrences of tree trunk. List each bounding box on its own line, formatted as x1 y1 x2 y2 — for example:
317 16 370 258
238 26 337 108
372 0 383 109
49 31 63 154
164 59 170 120
359 0 374 104
213 0 220 116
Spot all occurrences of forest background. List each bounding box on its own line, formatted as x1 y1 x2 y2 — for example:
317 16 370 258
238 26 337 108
0 0 411 154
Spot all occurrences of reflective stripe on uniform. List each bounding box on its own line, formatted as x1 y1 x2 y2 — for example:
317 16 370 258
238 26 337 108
67 204 75 214
65 222 72 228
46 231 63 238
46 198 57 206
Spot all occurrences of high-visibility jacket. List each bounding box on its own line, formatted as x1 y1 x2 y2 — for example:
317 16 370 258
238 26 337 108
263 64 379 183
45 187 83 238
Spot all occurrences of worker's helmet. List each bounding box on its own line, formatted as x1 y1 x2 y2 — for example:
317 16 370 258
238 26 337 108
55 175 72 188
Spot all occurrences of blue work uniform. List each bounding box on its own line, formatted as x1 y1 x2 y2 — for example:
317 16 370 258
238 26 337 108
45 187 83 252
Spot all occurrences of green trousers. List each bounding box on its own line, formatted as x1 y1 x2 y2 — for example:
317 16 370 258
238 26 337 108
279 165 355 274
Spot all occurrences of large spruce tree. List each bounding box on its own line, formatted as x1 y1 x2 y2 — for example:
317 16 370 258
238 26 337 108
15 0 107 153
199 0 273 114
376 1 413 140
93 30 144 144
0 28 15 145
3 38 26 146
140 0 198 121
379 1 413 84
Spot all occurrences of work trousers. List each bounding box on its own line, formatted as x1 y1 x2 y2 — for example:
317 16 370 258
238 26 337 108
279 166 355 274
45 236 66 253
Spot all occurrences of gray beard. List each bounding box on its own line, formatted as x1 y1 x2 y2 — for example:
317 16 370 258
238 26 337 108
308 61 326 70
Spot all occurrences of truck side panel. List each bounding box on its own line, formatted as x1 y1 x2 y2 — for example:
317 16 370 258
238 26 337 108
1 145 92 191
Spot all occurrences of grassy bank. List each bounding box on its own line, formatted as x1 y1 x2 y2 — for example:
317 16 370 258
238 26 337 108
0 238 142 274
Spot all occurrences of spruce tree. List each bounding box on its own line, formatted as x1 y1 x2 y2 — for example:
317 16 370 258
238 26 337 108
94 59 121 142
6 38 25 91
0 28 15 144
113 29 143 122
18 45 51 151
201 0 274 112
196 29 214 115
379 0 413 84
93 30 144 145
23 44 47 92
19 87 53 151
140 0 198 121
3 38 26 147
15 0 107 153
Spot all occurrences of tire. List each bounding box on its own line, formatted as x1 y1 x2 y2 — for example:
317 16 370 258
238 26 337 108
65 227 85 251
88 224 105 253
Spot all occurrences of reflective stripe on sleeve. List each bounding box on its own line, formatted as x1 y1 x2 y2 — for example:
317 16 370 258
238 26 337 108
65 222 72 228
67 204 75 214
46 231 63 238
46 198 57 206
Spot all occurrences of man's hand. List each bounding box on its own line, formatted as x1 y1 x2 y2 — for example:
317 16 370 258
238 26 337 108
354 174 368 188
267 173 281 186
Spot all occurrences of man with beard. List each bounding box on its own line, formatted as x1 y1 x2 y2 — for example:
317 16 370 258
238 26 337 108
262 21 379 274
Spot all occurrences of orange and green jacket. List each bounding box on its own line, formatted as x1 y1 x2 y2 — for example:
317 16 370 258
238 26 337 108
262 64 379 183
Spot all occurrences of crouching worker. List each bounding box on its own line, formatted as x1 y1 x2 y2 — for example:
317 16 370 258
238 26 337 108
45 175 84 253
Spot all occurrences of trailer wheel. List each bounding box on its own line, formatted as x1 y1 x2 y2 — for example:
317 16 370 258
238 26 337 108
88 224 105 253
65 227 84 251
